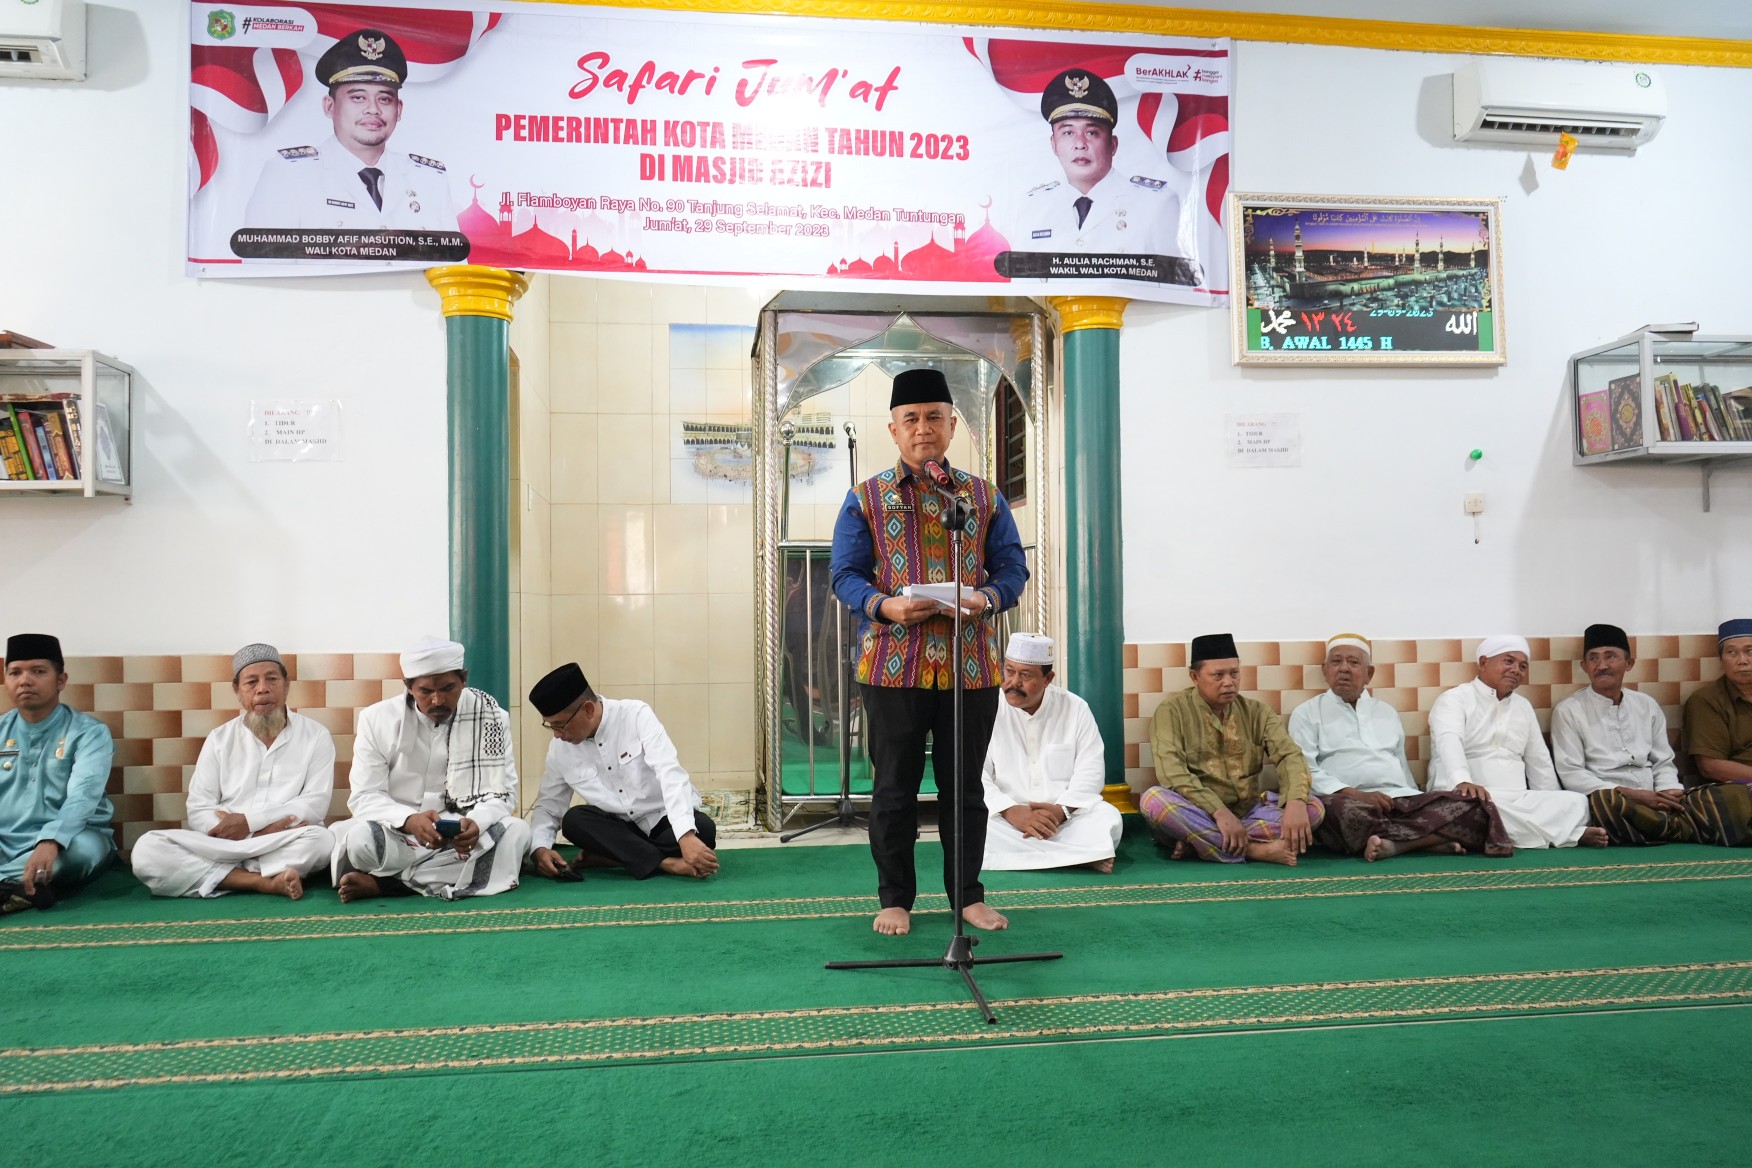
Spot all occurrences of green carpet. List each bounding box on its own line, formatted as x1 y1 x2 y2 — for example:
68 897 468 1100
3 829 1750 1165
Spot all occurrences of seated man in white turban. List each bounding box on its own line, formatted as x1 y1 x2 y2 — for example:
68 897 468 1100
1428 635 1605 849
980 633 1123 873
1291 634 1511 862
525 663 719 881
132 644 335 899
331 635 531 902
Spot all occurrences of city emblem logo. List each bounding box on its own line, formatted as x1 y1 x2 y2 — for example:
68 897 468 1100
1065 74 1090 99
207 9 236 39
358 34 386 60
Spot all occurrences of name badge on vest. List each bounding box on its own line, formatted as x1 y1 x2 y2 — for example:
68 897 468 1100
1032 229 1052 239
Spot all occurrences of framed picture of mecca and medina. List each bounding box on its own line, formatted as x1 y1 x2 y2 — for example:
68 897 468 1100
1229 193 1507 367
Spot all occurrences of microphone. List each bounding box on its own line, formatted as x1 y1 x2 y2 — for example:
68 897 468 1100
922 459 953 489
842 420 857 440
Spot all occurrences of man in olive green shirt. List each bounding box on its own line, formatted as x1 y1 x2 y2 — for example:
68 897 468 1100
1680 618 1752 846
1140 632 1322 865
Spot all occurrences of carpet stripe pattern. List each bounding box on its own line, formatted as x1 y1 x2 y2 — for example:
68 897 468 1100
5 857 1748 951
4 960 1749 1094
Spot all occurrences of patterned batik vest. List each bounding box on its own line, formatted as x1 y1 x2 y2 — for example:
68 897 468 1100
852 461 1003 690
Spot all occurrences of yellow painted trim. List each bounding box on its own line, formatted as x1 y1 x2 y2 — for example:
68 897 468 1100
525 0 1752 69
1051 296 1127 333
426 266 531 322
1102 782 1137 815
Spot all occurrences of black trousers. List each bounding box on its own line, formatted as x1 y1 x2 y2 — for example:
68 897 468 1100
860 683 999 911
560 805 718 879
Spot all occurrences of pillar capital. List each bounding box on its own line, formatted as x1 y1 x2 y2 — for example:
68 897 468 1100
426 265 530 322
1049 296 1128 333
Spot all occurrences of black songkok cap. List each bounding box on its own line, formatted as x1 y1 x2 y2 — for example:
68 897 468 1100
889 368 952 411
1583 623 1631 655
1189 633 1239 667
5 633 64 672
529 662 590 718
1040 68 1118 126
315 29 409 89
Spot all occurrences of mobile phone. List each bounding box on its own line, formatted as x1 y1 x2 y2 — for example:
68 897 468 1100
436 817 462 838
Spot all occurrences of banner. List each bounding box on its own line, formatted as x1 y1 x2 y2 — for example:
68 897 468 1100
187 2 1231 304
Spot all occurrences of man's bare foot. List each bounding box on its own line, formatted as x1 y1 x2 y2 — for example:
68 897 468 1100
962 902 1009 930
658 857 705 878
1245 839 1298 866
337 872 380 903
1170 841 1192 861
1085 857 1115 874
1363 835 1404 863
264 870 304 900
1580 826 1610 848
873 907 911 935
1434 841 1467 855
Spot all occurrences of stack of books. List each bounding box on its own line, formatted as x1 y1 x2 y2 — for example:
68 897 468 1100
0 393 82 482
1652 373 1752 442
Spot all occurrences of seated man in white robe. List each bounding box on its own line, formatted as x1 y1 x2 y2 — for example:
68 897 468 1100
331 635 530 902
1290 633 1510 862
526 663 719 881
980 633 1122 873
1428 635 1605 849
132 643 335 899
1552 623 1698 847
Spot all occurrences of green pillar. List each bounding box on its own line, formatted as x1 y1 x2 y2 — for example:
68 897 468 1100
1050 297 1130 805
426 266 528 706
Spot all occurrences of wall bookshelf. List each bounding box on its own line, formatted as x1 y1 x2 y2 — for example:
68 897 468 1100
0 349 133 499
1570 328 1752 511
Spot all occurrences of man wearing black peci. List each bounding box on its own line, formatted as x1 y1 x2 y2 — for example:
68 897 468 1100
829 368 1029 936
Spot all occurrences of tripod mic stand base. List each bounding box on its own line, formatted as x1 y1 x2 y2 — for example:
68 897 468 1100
825 935 1064 1024
779 797 868 843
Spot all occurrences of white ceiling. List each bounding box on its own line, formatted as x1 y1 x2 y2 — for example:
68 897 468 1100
1113 1 1752 42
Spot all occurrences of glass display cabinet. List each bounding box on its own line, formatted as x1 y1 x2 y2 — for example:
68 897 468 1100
0 349 133 498
1570 327 1752 509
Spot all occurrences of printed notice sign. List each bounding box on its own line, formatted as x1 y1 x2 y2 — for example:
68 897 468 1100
250 399 341 462
1226 412 1300 468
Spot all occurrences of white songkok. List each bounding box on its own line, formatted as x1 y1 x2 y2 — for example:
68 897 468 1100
1325 633 1371 658
1476 634 1530 661
401 634 466 679
1006 632 1054 666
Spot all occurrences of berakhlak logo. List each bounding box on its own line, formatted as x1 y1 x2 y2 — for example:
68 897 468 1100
208 9 236 40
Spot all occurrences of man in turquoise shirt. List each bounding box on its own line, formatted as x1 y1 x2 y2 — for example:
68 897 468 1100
1 633 116 913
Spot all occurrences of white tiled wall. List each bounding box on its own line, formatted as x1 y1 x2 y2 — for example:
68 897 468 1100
543 277 778 795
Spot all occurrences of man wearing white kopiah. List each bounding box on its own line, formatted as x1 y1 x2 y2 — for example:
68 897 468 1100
331 635 530 902
981 633 1122 873
1427 635 1606 849
131 644 335 900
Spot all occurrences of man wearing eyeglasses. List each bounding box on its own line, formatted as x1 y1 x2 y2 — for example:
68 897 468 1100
525 662 719 880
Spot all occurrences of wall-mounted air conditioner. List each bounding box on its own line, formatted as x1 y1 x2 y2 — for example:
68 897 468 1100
1453 58 1665 153
0 0 86 81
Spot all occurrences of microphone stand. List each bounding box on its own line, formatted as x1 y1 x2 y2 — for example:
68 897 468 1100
783 421 867 842
825 462 1061 1024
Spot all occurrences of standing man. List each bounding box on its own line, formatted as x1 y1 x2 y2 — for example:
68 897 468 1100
131 644 336 899
830 367 1029 936
980 633 1123 873
1017 69 1171 255
1291 633 1509 861
525 662 719 881
0 633 115 913
1428 635 1604 849
1551 623 1695 847
1140 632 1322 866
331 635 530 902
1680 618 1752 846
244 29 454 231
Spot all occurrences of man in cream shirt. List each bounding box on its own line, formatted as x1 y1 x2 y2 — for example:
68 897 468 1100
132 643 334 899
980 633 1122 872
525 662 718 880
1427 635 1605 849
